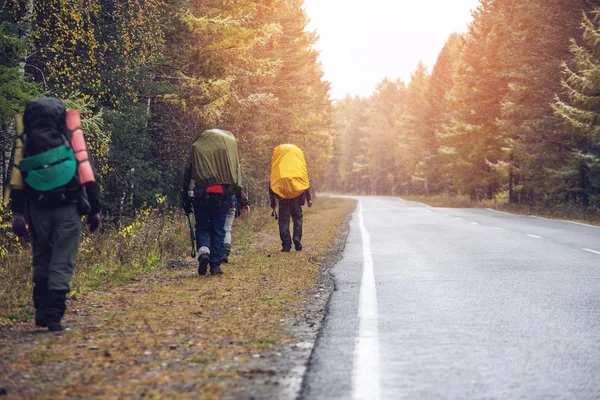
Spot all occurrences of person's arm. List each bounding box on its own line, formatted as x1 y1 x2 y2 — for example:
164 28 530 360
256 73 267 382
10 189 28 237
10 189 26 215
183 161 192 195
305 187 312 207
269 187 277 209
86 182 101 215
182 161 193 213
234 186 250 215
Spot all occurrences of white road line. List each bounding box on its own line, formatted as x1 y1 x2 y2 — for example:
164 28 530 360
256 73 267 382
564 221 600 229
486 208 514 216
527 234 543 239
583 248 600 255
353 202 380 400
530 215 600 229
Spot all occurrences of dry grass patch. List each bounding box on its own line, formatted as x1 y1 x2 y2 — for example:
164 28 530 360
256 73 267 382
0 197 356 399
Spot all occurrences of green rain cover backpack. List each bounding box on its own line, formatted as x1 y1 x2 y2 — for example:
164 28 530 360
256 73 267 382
190 129 243 190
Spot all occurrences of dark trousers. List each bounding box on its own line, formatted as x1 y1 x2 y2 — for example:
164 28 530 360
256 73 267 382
30 203 82 292
193 193 231 266
278 198 303 250
29 202 82 324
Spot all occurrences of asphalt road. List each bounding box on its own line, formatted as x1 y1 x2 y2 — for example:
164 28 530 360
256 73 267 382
303 196 600 400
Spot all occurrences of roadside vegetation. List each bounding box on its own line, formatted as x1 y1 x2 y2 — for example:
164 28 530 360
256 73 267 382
403 194 600 226
0 197 355 399
1 197 188 324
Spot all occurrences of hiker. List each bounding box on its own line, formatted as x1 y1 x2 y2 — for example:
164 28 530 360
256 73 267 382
222 194 238 263
269 144 312 252
182 129 249 276
9 97 101 332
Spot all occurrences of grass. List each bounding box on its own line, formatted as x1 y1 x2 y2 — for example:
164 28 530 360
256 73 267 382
0 197 356 399
0 208 189 322
402 194 600 225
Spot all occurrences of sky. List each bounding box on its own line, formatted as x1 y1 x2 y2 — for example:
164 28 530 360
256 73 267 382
303 0 481 99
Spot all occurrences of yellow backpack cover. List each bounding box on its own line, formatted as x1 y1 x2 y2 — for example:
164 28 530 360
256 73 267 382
270 144 310 199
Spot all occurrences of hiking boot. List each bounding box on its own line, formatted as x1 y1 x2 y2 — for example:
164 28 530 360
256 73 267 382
281 247 291 252
210 264 223 275
293 239 302 251
47 321 64 332
198 254 210 276
33 279 48 328
45 290 67 333
223 244 231 263
35 310 47 328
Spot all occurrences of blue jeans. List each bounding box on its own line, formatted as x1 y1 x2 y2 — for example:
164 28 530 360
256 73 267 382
193 193 231 266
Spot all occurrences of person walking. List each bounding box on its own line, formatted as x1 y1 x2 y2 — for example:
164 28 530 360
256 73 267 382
183 129 249 275
269 144 312 252
9 97 101 332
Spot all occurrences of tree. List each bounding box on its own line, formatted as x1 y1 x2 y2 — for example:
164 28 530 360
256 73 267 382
553 8 600 207
364 78 406 195
426 33 463 194
396 61 431 194
440 0 507 200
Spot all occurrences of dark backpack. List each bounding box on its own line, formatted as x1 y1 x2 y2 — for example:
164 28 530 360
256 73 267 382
19 98 79 200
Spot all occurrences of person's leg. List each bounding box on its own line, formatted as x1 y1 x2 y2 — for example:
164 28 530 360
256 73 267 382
46 204 82 331
278 200 292 251
29 205 52 328
223 207 235 263
209 195 230 275
193 196 211 275
291 199 303 251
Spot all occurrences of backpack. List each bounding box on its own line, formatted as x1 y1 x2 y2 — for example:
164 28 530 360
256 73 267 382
190 129 243 192
270 144 310 199
15 98 95 205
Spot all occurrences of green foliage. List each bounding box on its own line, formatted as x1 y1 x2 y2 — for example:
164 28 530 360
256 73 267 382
331 0 599 213
1 206 188 319
552 8 600 207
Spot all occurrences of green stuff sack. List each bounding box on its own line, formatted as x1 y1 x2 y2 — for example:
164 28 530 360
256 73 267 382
191 129 243 189
270 144 309 199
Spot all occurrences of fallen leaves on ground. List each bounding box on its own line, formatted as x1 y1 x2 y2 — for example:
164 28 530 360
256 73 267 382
0 197 356 399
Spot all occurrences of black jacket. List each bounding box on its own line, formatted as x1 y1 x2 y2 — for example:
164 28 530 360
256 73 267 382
269 187 311 208
182 161 249 206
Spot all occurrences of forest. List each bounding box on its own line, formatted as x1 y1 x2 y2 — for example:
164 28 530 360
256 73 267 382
3 0 600 222
0 0 332 220
330 0 600 211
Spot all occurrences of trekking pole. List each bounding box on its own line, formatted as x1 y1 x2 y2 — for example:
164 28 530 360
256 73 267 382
186 213 197 258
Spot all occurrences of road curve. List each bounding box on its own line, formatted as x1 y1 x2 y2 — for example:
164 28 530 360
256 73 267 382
303 196 600 399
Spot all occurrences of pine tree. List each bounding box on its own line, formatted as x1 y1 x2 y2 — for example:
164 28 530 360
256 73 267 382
0 1 40 195
426 33 463 194
332 95 369 192
396 61 431 195
496 0 590 204
440 0 507 200
364 78 406 195
553 8 600 207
